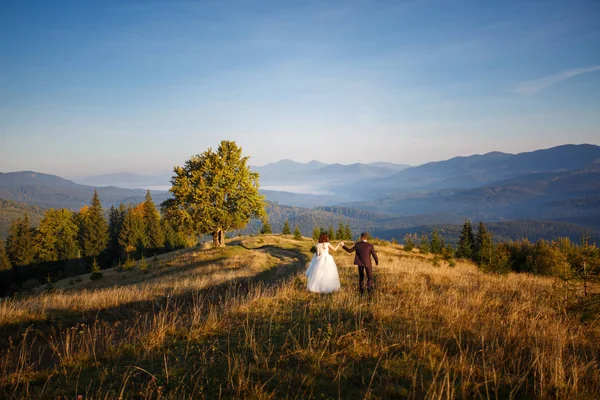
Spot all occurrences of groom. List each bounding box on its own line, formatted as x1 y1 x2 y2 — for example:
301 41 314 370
343 232 379 294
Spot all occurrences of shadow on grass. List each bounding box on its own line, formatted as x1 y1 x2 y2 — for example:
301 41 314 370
0 245 308 349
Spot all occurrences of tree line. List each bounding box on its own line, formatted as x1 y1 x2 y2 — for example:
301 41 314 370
0 190 191 295
403 220 600 302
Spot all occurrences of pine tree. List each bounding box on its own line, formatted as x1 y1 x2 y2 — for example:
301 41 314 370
418 234 430 255
260 216 272 234
430 229 443 254
293 225 302 240
108 204 126 260
142 191 164 251
344 223 353 241
161 219 177 250
327 224 336 240
456 220 474 259
118 206 146 257
336 222 345 241
474 222 493 265
0 240 12 271
36 209 79 262
312 226 321 241
282 219 291 235
78 190 109 258
6 214 35 267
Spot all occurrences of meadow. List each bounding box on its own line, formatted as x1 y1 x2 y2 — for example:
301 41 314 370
1 235 599 399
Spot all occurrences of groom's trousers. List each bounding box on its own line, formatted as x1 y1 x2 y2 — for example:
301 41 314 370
358 265 373 293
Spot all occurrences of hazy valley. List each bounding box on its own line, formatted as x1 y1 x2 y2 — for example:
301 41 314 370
2 144 599 243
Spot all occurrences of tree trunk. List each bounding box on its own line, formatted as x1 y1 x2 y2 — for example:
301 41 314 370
212 228 225 247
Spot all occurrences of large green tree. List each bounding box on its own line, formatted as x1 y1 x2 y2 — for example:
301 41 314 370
36 209 79 262
78 190 109 258
6 213 35 267
166 141 266 247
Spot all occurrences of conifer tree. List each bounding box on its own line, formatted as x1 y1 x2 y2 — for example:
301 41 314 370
78 190 109 258
161 219 177 250
37 209 79 262
456 220 475 259
118 206 146 257
0 240 11 271
418 234 430 254
474 222 493 265
282 219 291 235
430 229 443 254
6 214 35 267
142 191 164 251
260 216 272 234
344 223 353 241
108 204 126 260
336 222 345 241
327 224 336 240
312 226 321 241
166 141 265 247
293 225 302 240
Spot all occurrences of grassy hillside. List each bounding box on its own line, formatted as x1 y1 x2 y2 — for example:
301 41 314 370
1 235 599 398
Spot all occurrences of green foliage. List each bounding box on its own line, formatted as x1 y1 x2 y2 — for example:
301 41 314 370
403 233 415 252
418 234 430 254
430 229 443 254
138 255 149 273
166 140 266 247
0 198 45 240
0 240 11 271
327 224 335 241
122 257 136 271
6 213 35 267
78 190 109 258
282 219 291 235
474 222 493 265
456 220 474 259
90 258 103 280
312 226 321 241
293 225 302 240
260 216 272 234
142 191 165 251
161 219 177 250
118 206 146 257
36 208 79 263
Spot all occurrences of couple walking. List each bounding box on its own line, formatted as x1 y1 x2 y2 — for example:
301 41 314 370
306 232 379 294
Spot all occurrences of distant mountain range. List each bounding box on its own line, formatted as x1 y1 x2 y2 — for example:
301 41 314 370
1 144 599 242
0 171 171 211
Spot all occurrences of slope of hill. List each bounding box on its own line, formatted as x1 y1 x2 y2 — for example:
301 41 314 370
1 236 598 398
352 164 600 228
334 143 600 197
0 171 171 210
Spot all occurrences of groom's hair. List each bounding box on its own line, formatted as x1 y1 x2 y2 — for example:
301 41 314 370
360 232 368 240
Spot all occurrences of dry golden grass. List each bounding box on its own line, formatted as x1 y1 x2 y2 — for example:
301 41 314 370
1 235 599 399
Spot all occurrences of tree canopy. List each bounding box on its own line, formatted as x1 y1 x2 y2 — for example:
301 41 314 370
166 141 266 247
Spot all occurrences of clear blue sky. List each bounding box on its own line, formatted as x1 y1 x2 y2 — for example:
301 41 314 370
1 0 599 177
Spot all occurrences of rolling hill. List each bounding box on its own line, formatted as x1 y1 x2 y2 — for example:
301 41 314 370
0 171 171 211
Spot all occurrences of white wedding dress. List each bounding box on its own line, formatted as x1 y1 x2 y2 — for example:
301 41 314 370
306 242 341 293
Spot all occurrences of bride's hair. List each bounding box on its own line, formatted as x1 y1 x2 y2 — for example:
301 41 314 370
318 233 329 243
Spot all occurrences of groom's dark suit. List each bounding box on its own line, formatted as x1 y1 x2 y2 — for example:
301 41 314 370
343 241 378 293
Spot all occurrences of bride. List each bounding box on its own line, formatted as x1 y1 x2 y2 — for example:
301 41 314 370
306 233 344 293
